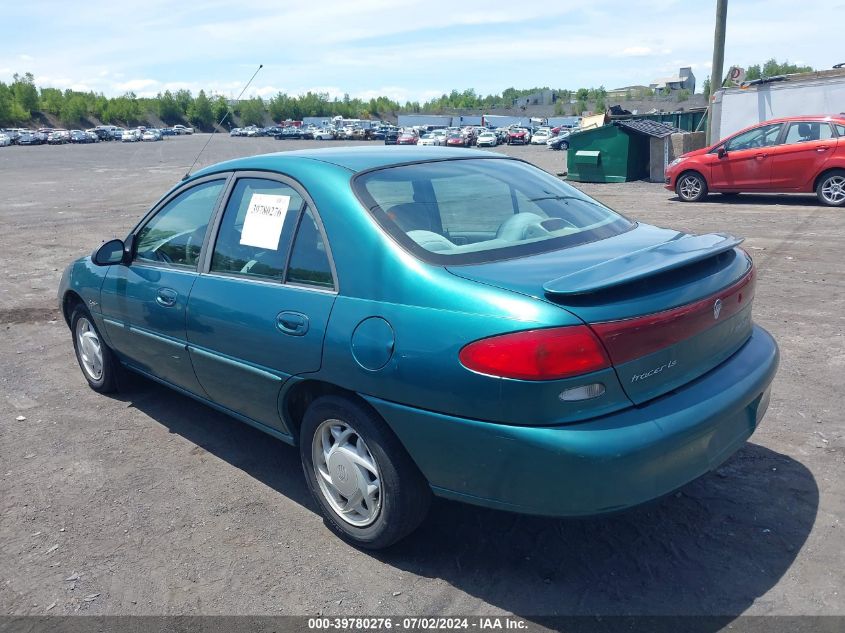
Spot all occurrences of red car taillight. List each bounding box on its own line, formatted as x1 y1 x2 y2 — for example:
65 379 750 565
459 326 611 381
591 267 755 365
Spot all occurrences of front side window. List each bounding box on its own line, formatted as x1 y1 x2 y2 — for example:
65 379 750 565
354 158 633 265
783 121 834 144
724 124 783 151
210 178 303 280
135 180 225 267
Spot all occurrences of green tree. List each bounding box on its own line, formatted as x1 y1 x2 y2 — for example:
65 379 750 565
188 89 213 130
575 88 589 101
239 97 265 126
60 95 88 125
174 89 194 115
701 76 711 96
212 96 229 125
40 87 64 115
744 58 813 82
158 90 182 124
0 83 15 125
11 72 39 114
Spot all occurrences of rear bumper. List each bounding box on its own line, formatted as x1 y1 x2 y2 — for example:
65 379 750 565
365 325 778 517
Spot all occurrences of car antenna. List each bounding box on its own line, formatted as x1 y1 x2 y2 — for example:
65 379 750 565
183 63 263 180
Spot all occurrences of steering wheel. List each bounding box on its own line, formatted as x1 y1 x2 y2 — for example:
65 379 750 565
185 232 200 265
151 248 172 264
495 213 546 241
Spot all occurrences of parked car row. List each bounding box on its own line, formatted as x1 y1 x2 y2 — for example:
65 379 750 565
0 124 194 148
225 121 568 149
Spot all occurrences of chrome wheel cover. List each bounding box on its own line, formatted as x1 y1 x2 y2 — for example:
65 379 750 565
312 419 382 527
821 175 845 204
75 317 103 381
678 175 703 200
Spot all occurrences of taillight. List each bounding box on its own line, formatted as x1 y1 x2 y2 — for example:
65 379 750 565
459 326 611 381
591 267 755 365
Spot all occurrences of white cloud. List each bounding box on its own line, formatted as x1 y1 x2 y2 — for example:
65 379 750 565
115 78 159 92
621 47 654 57
1 0 839 101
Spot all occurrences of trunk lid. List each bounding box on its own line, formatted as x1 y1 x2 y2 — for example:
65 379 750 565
447 223 755 404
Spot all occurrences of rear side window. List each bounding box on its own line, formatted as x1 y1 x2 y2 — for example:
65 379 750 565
783 122 834 144
210 178 303 280
354 158 632 265
836 124 845 137
286 208 335 289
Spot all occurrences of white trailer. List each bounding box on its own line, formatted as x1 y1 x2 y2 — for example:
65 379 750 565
711 69 845 141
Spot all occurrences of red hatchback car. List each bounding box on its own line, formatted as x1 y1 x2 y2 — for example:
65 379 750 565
665 115 845 206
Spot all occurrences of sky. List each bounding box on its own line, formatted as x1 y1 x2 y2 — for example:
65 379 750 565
0 0 841 103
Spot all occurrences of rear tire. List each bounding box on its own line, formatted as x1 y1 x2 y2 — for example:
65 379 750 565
816 170 845 207
676 171 708 202
70 306 118 393
300 395 431 549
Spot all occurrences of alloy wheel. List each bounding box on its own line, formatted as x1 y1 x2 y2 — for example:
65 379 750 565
678 175 702 200
821 175 845 205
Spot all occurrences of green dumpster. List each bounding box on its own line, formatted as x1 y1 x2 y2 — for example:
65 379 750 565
566 123 651 183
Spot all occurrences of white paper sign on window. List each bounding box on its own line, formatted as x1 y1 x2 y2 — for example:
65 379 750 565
239 193 292 250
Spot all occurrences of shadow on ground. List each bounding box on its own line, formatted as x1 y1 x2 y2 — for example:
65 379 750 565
671 192 822 206
115 373 817 626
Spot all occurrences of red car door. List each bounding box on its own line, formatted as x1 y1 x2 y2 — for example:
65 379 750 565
770 121 837 190
709 122 784 190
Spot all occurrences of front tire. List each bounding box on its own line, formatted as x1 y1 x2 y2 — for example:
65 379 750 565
816 170 845 207
676 171 708 202
70 306 118 393
300 395 431 549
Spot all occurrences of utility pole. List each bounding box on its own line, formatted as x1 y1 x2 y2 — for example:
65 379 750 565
706 0 728 144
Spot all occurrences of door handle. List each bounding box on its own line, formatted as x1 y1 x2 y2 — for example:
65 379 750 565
276 311 309 336
155 287 178 307
755 153 768 160
816 146 830 152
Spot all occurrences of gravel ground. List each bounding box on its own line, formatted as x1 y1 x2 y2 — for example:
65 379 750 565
0 136 843 622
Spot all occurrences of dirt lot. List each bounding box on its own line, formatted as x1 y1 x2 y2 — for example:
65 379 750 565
0 136 843 623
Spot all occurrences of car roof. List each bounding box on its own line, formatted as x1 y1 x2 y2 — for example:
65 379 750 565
757 114 845 125
191 146 501 178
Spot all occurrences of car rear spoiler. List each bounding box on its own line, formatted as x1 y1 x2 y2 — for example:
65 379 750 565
543 232 744 296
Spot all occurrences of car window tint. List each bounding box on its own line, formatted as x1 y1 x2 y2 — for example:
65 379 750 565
286 207 334 289
725 124 782 151
432 173 542 233
784 122 834 144
210 178 303 280
355 159 632 264
135 180 225 268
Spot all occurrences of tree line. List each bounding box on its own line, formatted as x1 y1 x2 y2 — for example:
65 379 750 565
0 59 817 129
0 74 599 129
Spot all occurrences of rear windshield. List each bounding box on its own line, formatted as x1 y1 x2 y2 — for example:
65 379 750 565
353 158 633 265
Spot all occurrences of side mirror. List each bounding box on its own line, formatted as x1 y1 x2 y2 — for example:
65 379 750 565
92 238 128 266
717 147 727 159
